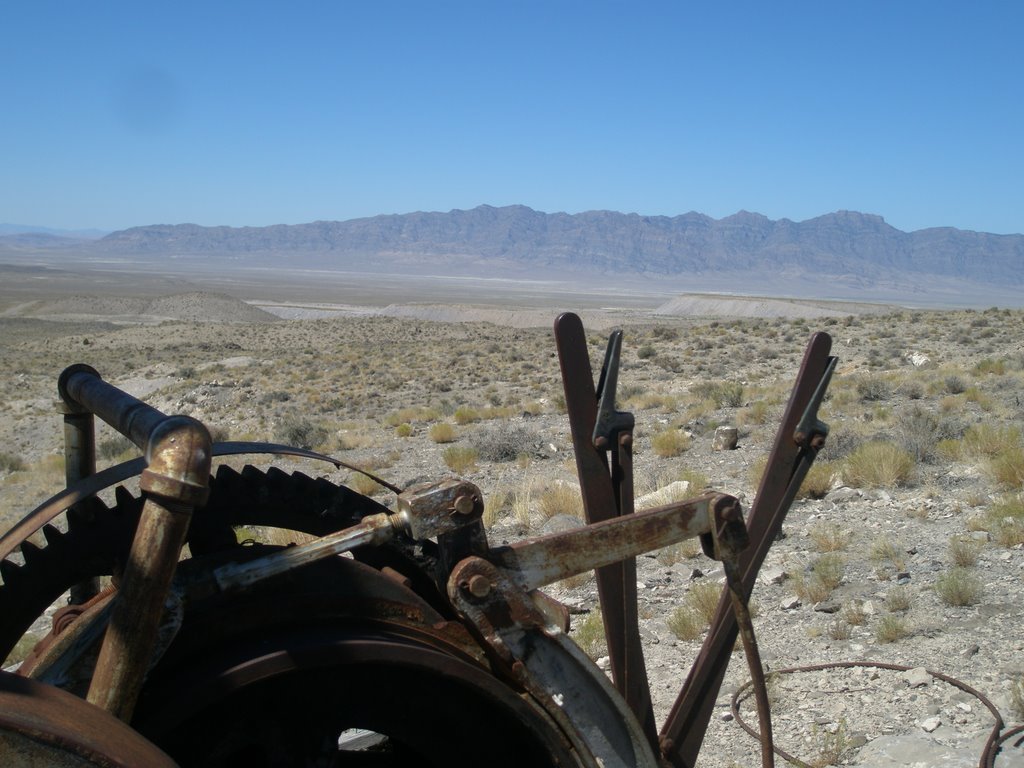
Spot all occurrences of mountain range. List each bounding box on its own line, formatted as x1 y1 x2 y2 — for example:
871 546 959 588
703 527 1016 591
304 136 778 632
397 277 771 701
2 206 1021 302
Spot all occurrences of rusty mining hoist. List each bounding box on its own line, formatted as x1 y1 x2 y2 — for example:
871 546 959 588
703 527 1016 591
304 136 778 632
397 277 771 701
0 313 840 767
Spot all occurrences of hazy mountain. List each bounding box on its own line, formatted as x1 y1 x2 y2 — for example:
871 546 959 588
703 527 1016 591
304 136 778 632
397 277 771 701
91 206 1022 288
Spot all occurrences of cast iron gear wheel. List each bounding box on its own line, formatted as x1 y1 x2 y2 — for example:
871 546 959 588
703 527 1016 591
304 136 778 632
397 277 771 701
0 464 441 664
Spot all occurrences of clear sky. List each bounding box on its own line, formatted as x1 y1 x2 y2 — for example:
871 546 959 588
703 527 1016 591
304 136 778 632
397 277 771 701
2 1 1022 234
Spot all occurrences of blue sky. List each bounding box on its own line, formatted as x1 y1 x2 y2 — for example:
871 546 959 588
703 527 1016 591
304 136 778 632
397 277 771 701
2 2 1022 234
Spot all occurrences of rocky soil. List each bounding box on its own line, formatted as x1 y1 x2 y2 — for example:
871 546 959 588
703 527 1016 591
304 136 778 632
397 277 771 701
1 292 1023 766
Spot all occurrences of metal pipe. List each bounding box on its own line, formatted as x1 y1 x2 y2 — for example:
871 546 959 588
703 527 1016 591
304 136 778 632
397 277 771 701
57 377 101 605
86 415 211 721
58 365 168 452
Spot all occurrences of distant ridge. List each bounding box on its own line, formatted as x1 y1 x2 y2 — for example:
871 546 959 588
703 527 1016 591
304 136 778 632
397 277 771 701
91 205 1023 287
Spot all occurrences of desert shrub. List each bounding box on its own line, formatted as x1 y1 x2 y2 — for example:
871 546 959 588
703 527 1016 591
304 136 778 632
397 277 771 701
973 358 1006 376
275 416 328 450
394 423 413 438
636 343 657 359
856 376 891 402
842 601 867 626
428 423 457 443
442 445 478 473
817 428 861 463
944 375 967 395
667 581 723 641
843 442 915 488
98 434 136 460
875 615 909 644
894 406 941 463
948 536 982 567
651 429 691 458
798 462 835 499
935 567 983 606
691 381 744 408
0 452 26 472
471 424 536 462
885 585 912 612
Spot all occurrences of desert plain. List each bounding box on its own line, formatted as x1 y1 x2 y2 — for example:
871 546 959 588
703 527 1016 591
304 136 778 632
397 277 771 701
1 267 1023 767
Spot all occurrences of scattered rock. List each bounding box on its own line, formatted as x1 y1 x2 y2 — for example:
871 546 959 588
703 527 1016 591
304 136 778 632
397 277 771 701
712 426 738 451
903 667 931 688
919 715 941 732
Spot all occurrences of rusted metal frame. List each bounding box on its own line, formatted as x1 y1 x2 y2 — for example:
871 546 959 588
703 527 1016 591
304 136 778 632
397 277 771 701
490 492 721 592
448 556 660 768
57 365 102 606
554 313 657 745
54 366 214 721
706 495 775 767
659 332 835 767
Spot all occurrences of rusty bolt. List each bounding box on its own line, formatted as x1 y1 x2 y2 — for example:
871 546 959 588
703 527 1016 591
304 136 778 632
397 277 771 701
465 574 492 599
619 432 633 447
594 435 609 450
453 494 476 516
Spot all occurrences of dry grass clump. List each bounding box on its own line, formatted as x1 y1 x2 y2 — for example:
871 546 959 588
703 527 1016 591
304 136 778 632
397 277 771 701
885 585 912 612
969 496 1024 547
656 538 702 565
808 522 849 552
453 406 481 425
442 445 478 473
797 462 836 499
274 415 329 450
842 442 915 488
348 472 384 497
384 406 440 426
667 581 723 641
651 428 691 458
793 554 844 604
962 424 1022 459
989 446 1024 489
842 601 868 626
537 482 584 519
428 422 457 443
875 615 909 644
935 567 983 606
948 536 982 567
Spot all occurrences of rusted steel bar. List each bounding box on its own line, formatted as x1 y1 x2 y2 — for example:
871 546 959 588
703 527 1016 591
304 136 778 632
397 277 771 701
86 415 211 721
555 313 657 745
660 332 834 767
492 492 720 592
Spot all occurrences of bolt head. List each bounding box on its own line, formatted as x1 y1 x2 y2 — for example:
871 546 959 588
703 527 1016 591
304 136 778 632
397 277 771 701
466 574 492 599
453 494 476 515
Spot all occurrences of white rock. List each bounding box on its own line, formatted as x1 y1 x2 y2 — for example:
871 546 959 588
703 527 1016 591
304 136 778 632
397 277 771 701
919 716 941 733
904 667 931 688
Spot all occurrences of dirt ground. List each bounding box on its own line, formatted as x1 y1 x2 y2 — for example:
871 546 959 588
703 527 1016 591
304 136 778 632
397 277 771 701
1 271 1023 766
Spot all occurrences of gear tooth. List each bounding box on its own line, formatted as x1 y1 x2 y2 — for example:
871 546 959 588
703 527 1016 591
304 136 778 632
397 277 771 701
241 465 265 487
115 485 135 508
215 464 241 483
19 541 43 566
42 524 64 547
264 466 289 487
0 559 22 586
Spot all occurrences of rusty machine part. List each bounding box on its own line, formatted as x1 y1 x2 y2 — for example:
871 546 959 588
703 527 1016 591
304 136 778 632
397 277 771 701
0 312 847 767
